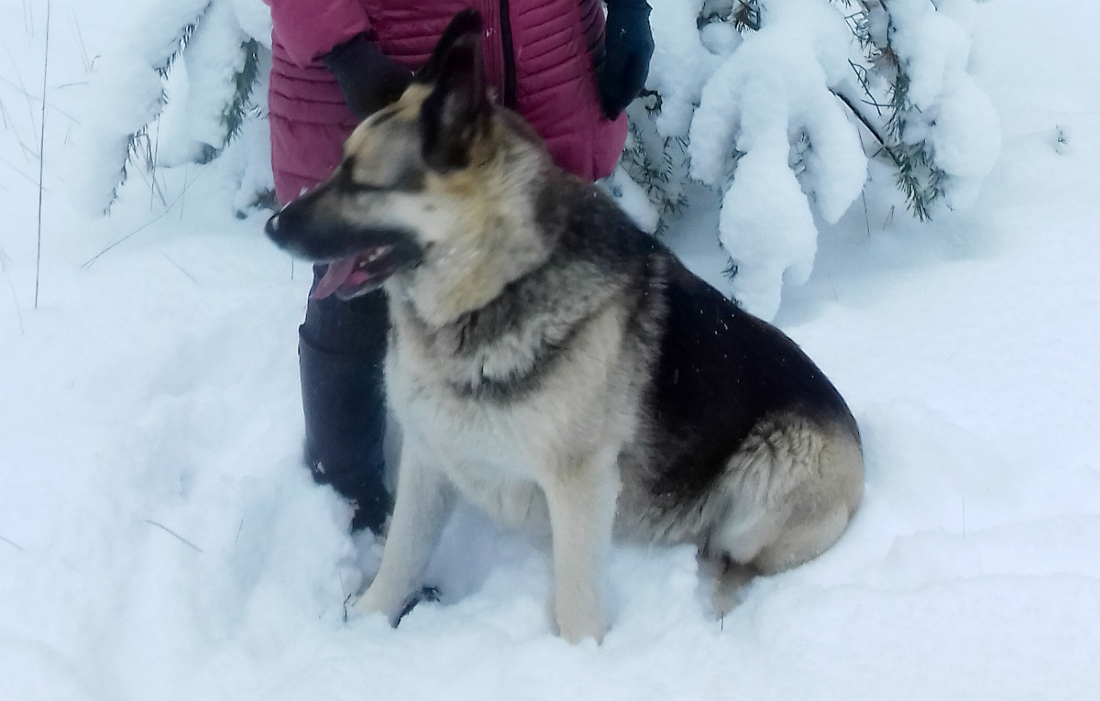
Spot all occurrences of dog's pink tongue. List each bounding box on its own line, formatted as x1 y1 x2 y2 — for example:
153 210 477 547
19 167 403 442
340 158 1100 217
310 257 357 300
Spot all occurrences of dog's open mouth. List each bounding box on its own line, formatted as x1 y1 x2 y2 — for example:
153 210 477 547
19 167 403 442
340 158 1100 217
311 246 402 300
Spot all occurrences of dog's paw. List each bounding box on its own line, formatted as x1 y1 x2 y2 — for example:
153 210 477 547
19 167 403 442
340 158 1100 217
348 586 390 620
555 618 607 645
397 585 441 623
346 582 400 627
554 604 607 645
348 584 441 626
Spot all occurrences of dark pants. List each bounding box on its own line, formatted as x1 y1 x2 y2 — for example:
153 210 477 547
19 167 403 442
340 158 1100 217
299 266 391 532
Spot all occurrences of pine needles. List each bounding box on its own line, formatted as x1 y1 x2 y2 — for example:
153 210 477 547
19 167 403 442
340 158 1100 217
844 1 948 221
222 38 260 144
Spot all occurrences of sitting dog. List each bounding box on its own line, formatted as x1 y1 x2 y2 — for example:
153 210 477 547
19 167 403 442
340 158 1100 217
266 10 863 643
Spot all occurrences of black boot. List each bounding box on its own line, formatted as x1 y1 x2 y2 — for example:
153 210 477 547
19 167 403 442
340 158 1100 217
299 272 391 534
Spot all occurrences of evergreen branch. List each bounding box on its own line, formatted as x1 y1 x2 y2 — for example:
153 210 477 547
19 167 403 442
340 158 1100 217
221 39 261 145
733 1 761 32
833 90 892 160
156 21 200 78
722 258 739 284
698 0 759 32
835 88 944 221
892 142 945 222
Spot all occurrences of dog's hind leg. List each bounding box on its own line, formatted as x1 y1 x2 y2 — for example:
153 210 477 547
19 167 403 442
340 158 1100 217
540 448 621 644
707 420 863 594
750 429 863 575
750 498 854 575
703 554 759 618
353 448 456 625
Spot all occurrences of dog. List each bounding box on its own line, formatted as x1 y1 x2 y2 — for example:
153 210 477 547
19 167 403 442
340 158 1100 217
265 9 863 644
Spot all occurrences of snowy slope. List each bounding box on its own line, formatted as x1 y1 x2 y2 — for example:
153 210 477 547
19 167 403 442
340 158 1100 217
2 1 1099 699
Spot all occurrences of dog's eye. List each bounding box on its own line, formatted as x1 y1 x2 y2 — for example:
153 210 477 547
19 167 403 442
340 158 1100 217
337 160 383 193
338 147 424 194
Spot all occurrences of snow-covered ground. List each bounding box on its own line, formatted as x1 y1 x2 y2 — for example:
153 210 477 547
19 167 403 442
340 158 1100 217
3 1 1099 698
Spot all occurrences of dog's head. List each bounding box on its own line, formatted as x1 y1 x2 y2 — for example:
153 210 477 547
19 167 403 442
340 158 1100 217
265 10 552 316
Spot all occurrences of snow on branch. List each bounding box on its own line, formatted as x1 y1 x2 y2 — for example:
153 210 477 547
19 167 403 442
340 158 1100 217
68 0 273 217
626 0 1000 320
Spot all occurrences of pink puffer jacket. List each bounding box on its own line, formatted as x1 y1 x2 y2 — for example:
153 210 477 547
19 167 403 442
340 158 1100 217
265 0 628 203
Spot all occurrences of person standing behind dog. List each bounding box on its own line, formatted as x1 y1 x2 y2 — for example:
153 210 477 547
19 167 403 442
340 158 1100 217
261 0 655 534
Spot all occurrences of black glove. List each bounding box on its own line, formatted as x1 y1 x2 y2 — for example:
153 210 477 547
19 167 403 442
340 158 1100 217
597 0 654 120
323 34 413 119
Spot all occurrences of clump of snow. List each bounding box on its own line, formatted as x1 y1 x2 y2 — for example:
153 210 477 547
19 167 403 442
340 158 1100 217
645 0 726 139
698 19 740 58
716 139 819 317
926 81 1000 207
688 0 867 319
601 164 661 233
66 0 272 216
884 0 1001 210
176 0 252 154
66 56 164 217
228 0 273 47
226 112 275 214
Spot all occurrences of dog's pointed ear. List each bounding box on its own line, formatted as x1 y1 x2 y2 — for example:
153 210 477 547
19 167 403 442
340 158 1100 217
419 12 490 171
413 9 484 86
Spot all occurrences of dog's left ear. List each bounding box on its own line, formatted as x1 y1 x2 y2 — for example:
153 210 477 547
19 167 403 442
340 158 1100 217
419 12 491 171
413 9 483 86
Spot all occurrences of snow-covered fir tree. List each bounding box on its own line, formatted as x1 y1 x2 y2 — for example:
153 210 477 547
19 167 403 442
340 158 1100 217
622 0 999 319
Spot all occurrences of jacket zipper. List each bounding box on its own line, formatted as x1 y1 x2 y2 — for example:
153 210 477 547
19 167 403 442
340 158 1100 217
499 0 517 109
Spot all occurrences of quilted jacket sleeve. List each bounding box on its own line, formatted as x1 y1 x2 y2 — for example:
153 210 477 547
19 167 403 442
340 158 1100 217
263 0 372 66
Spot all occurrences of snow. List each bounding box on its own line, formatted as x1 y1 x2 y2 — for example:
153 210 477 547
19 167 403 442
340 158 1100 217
177 0 249 152
715 138 820 318
66 0 272 214
602 164 661 234
687 0 867 319
3 0 1100 699
884 0 1002 210
644 0 1000 321
644 0 725 139
65 55 163 216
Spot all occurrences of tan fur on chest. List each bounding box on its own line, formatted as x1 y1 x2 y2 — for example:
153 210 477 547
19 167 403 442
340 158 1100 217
385 300 640 525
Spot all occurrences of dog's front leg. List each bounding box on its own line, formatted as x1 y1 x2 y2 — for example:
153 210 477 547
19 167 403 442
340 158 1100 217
541 452 621 644
352 449 455 625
